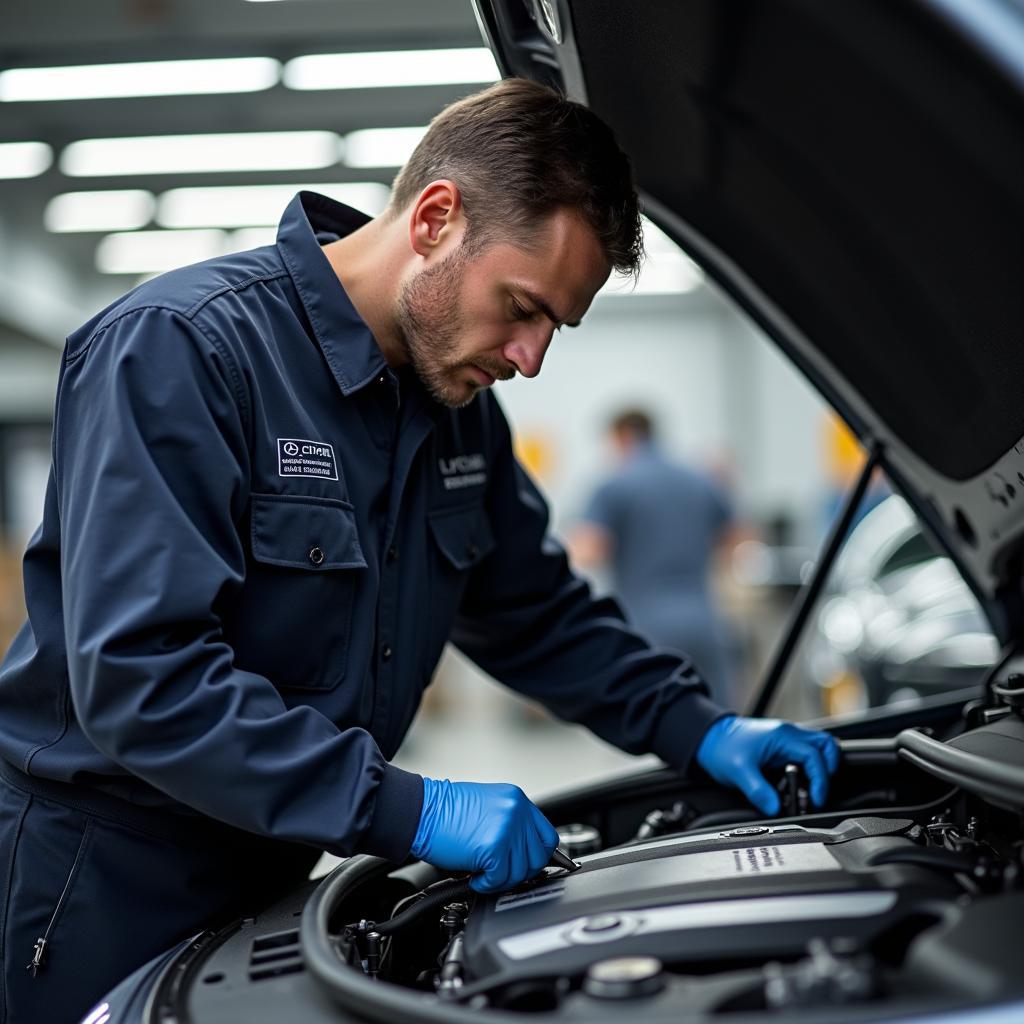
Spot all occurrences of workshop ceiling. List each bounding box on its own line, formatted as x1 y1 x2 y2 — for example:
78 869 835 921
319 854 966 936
0 0 487 342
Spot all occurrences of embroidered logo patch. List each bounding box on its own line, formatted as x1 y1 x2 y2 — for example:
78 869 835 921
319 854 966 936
438 453 487 491
277 438 338 480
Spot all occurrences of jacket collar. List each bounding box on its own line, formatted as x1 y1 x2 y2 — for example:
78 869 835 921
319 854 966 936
276 190 388 396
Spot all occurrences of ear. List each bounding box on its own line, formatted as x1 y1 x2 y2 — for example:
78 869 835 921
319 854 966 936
408 180 465 258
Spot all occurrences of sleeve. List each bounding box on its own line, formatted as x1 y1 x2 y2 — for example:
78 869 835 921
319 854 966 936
55 306 421 860
450 397 728 772
580 476 621 532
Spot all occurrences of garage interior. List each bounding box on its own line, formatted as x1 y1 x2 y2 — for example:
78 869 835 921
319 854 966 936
0 0 970 808
2 3 1021 1023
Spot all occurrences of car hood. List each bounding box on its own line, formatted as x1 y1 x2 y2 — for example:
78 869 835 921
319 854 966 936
474 0 1024 635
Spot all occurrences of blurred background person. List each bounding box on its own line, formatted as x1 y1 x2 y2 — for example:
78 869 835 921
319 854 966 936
568 408 738 707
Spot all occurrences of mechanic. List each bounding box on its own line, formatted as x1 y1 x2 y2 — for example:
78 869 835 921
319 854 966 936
569 408 738 707
0 78 839 1024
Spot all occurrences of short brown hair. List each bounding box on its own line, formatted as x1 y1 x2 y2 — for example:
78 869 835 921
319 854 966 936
611 408 654 441
387 78 643 278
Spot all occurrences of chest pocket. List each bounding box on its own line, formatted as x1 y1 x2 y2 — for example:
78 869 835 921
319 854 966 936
229 494 367 692
428 504 496 572
424 504 496 670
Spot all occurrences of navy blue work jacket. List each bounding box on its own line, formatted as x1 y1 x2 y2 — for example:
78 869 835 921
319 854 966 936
0 193 723 860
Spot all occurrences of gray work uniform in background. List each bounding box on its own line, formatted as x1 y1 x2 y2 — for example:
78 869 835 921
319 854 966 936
582 442 736 707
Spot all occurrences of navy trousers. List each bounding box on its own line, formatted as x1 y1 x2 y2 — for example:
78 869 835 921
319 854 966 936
0 766 320 1024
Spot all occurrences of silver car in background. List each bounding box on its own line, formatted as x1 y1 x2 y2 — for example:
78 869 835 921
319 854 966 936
808 496 998 716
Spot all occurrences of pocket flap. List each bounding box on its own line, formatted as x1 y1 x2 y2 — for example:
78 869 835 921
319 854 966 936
428 505 496 571
251 494 367 570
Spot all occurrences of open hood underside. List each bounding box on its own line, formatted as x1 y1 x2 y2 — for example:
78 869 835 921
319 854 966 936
475 0 1024 630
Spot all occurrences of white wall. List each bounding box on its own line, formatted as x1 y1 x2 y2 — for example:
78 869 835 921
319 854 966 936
495 290 831 545
724 314 832 541
5 427 51 546
495 294 730 529
0 345 61 419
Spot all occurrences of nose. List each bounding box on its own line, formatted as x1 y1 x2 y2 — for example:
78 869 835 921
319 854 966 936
502 324 555 379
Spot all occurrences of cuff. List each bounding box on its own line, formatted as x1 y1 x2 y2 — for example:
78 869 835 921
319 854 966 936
357 764 424 862
649 691 732 774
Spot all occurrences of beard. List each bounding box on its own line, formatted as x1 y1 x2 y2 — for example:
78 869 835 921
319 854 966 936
394 243 511 408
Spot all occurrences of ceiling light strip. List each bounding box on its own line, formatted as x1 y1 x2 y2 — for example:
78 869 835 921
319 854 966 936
45 190 156 232
157 182 391 227
61 131 341 177
0 58 280 102
284 48 499 90
343 127 427 168
0 141 53 179
96 229 229 275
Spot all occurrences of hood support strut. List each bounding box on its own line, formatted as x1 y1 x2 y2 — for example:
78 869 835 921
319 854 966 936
749 444 884 718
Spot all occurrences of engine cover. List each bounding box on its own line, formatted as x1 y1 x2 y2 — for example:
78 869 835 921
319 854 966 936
462 817 955 985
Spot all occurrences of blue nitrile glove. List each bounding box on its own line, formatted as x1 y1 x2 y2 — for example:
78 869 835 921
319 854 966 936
411 777 560 893
695 715 841 816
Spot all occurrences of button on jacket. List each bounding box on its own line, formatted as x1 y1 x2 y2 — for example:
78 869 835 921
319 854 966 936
0 192 723 861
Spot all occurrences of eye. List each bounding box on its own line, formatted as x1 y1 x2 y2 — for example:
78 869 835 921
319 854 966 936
510 298 532 321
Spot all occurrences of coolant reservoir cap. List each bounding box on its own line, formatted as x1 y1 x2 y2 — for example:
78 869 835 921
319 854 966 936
557 823 602 856
582 914 622 933
584 957 665 1000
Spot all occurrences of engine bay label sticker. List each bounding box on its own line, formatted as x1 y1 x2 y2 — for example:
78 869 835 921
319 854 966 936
495 882 567 912
679 842 841 881
277 438 338 480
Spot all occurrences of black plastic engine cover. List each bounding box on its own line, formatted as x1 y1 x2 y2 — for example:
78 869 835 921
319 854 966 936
462 817 955 985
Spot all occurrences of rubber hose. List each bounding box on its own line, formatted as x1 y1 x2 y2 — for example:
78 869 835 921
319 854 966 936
371 878 475 937
867 846 975 873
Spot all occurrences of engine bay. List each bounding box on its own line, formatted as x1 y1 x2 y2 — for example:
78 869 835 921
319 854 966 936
318 703 1024 1022
153 695 1024 1024
464 818 955 996
328 813 1020 1021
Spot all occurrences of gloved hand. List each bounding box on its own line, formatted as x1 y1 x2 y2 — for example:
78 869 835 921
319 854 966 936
695 715 841 816
411 777 560 893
